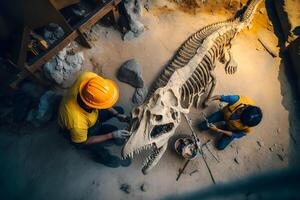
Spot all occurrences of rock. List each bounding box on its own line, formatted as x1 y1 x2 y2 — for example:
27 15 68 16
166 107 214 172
43 23 65 45
144 0 152 11
120 183 131 194
277 153 284 161
140 183 149 192
123 0 144 38
26 90 61 126
269 147 274 152
234 157 239 164
256 140 264 147
131 20 144 37
43 43 84 88
259 7 265 14
117 59 144 88
276 128 281 134
123 31 135 41
132 87 148 105
258 28 279 57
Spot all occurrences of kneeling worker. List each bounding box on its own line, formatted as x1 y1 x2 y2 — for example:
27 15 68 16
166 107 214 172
199 95 262 150
58 71 131 167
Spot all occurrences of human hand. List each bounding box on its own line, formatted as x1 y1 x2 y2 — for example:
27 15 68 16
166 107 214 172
208 123 219 132
116 114 131 123
112 130 130 139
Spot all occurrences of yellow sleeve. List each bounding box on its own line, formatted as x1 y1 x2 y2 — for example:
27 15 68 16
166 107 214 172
70 128 88 143
244 127 251 133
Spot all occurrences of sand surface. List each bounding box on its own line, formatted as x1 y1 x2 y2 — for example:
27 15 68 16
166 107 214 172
0 0 299 199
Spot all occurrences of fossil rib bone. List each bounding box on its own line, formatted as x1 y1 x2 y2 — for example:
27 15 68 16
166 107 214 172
122 0 263 174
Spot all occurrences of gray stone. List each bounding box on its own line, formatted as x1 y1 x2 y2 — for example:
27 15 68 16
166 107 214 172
44 23 65 45
132 87 148 105
26 90 61 126
277 153 284 161
130 20 144 37
233 157 239 164
43 43 84 88
120 183 131 194
123 31 135 41
117 59 144 88
123 0 144 38
140 183 149 192
256 140 264 148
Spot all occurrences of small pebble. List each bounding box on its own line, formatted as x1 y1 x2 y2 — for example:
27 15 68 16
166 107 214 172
257 141 263 147
277 154 284 161
234 157 239 164
276 128 281 134
120 184 131 194
269 147 274 152
259 8 265 14
141 183 149 192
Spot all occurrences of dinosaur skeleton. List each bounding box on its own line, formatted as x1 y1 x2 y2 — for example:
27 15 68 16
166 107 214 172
122 0 263 174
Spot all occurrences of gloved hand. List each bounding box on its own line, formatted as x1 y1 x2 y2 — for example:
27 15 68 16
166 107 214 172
116 114 131 123
112 130 130 139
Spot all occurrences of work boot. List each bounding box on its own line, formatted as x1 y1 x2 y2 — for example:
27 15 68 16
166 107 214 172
91 146 121 168
120 157 132 167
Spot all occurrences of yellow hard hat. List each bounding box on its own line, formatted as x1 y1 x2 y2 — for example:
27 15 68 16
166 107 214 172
79 76 119 109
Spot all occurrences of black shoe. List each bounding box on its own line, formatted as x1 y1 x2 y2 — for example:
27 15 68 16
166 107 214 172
120 158 132 167
95 154 121 168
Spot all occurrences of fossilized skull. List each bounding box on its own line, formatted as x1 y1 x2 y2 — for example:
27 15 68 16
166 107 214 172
122 86 188 174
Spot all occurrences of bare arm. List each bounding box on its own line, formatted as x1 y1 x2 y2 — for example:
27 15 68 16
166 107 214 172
208 124 233 137
208 95 222 102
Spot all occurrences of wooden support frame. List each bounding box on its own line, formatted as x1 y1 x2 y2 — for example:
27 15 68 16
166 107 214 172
9 0 122 89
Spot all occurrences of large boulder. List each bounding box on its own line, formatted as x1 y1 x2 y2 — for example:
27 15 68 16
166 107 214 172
132 87 147 105
43 43 84 88
26 90 61 127
117 59 144 88
122 0 145 40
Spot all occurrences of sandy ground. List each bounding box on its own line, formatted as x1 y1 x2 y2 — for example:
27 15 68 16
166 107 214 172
0 0 299 199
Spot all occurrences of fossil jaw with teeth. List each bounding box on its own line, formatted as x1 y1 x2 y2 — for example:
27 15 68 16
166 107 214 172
122 0 263 174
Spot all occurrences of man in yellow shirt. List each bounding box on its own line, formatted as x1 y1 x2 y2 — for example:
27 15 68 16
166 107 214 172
58 71 131 167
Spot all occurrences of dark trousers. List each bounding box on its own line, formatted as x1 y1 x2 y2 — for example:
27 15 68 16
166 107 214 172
198 110 234 150
61 106 129 168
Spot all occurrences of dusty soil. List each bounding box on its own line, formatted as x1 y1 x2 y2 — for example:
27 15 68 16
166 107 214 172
0 0 299 199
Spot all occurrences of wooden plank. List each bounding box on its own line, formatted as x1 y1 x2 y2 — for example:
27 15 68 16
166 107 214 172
10 0 122 89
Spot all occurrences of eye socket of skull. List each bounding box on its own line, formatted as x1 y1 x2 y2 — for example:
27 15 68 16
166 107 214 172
130 117 140 132
132 107 140 117
155 115 163 122
172 112 178 120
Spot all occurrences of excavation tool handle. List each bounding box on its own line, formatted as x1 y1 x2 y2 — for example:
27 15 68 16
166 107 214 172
184 114 202 154
176 160 190 181
183 114 216 184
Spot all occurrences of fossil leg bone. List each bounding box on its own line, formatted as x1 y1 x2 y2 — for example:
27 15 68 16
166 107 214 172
203 70 216 107
221 44 238 75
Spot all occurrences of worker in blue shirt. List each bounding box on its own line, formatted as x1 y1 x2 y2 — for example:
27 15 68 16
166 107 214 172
199 95 263 150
